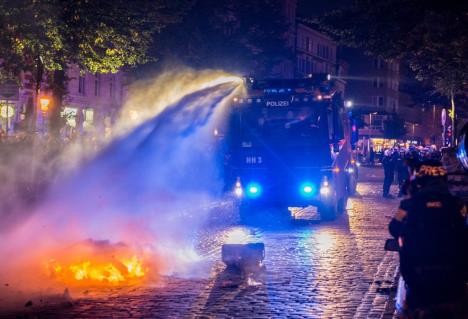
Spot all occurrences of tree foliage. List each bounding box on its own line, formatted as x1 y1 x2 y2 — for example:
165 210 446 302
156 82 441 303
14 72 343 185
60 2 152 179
317 0 468 96
0 0 186 77
152 0 291 77
0 0 188 134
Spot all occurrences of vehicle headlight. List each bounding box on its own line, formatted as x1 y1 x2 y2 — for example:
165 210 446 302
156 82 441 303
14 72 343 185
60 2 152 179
320 176 331 196
234 187 243 198
300 182 316 197
303 185 313 193
320 185 331 196
246 182 262 198
233 179 243 198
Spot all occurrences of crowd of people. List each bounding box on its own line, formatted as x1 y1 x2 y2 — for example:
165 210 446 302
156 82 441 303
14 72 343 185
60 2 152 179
372 141 468 317
380 145 442 199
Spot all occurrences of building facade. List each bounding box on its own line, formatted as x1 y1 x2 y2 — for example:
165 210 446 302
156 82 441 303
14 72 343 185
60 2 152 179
0 67 126 138
61 66 126 139
271 0 341 81
295 23 337 77
342 48 404 153
343 47 446 154
344 48 400 126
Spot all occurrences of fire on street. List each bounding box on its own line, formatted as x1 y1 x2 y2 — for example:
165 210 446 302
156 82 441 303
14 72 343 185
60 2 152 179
0 171 401 318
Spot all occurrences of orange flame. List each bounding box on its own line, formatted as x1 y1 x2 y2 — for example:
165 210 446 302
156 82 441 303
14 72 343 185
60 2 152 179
46 253 148 285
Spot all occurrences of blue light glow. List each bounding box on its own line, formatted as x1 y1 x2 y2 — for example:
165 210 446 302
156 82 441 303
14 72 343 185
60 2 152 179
300 182 316 197
249 186 259 193
246 182 262 198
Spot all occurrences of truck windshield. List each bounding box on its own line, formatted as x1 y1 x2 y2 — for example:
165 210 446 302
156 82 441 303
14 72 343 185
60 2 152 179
234 105 327 148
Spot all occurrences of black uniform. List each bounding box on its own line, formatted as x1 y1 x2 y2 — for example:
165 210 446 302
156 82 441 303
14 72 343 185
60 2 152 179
382 154 395 197
396 154 410 196
389 182 468 310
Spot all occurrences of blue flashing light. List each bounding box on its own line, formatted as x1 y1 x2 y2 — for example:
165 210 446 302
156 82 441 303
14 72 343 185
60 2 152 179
250 186 259 193
300 182 316 197
246 182 262 198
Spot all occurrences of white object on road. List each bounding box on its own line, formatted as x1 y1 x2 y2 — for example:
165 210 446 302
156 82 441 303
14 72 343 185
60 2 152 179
396 276 407 314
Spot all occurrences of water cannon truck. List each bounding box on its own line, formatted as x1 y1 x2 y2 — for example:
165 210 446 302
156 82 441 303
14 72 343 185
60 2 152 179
220 74 358 221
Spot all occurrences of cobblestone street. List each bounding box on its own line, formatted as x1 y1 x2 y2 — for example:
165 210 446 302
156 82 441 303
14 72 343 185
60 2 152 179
1 167 401 318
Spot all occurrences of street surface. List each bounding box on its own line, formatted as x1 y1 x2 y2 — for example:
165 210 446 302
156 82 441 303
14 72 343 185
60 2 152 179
1 167 401 318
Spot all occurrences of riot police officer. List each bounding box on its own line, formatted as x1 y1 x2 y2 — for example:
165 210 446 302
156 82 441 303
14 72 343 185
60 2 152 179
382 149 395 198
396 150 410 197
389 160 468 318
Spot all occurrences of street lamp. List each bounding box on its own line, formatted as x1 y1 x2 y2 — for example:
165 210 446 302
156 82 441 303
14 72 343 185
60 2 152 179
39 97 50 112
345 100 353 108
39 97 51 134
412 123 418 137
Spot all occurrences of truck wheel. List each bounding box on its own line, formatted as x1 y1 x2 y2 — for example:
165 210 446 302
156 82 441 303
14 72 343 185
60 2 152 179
337 197 347 213
320 201 338 221
347 174 358 196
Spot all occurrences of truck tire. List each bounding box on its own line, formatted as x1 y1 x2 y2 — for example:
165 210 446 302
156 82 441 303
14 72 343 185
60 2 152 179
320 200 338 221
347 173 358 196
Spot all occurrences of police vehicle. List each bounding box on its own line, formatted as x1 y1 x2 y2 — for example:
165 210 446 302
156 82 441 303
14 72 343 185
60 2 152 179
223 74 358 221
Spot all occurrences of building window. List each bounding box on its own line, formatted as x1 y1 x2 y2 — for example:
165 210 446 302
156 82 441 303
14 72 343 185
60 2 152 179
316 44 330 59
314 61 323 73
373 77 384 88
306 57 312 74
373 96 385 107
378 96 384 106
367 114 384 130
83 108 94 130
62 107 75 127
373 57 383 69
389 61 400 72
78 75 86 95
94 74 101 96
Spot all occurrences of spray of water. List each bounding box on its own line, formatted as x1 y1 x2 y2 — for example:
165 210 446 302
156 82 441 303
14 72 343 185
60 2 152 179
0 68 243 303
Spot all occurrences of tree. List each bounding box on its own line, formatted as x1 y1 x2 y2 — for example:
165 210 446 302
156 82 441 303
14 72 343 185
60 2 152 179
315 1 468 97
312 0 467 143
383 114 407 139
0 0 188 134
151 0 291 77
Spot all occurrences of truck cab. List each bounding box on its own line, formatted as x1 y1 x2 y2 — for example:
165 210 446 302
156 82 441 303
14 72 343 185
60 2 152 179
223 75 357 221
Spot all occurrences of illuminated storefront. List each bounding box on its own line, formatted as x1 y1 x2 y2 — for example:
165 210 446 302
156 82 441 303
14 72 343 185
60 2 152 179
62 106 95 136
0 101 16 133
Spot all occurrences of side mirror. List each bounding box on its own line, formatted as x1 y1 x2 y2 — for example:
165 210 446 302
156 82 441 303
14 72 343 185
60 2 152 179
384 238 399 252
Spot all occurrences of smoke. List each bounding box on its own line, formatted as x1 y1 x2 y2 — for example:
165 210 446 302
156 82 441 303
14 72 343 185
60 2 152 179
0 68 242 301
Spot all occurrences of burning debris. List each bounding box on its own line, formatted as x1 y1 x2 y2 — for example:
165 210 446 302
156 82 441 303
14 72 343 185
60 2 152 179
43 240 149 286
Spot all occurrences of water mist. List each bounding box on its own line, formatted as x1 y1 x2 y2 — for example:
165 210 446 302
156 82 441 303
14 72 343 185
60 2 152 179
0 69 243 306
